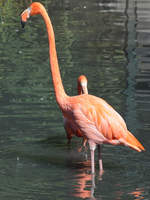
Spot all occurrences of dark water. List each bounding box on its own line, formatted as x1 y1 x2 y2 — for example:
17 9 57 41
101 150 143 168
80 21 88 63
0 0 150 199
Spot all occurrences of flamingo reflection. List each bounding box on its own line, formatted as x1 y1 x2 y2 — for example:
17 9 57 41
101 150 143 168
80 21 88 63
129 188 144 200
72 160 96 200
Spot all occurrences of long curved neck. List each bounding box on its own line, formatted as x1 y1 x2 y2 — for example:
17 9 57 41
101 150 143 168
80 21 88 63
38 5 67 106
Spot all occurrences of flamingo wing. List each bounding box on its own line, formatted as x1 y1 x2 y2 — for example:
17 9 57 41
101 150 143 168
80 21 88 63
70 94 144 152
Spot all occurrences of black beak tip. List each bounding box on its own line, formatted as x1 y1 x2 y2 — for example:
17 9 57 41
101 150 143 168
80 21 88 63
21 20 26 28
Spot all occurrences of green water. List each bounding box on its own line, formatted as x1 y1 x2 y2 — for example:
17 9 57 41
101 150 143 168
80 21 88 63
0 0 149 199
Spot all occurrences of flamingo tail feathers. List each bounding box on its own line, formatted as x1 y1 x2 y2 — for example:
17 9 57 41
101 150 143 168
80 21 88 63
124 131 145 152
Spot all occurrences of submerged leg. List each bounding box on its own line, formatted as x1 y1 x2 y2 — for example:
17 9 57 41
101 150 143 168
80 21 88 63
97 144 104 178
91 174 96 199
88 140 96 174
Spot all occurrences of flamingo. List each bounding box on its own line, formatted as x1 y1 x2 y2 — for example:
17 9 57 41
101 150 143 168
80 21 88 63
21 2 145 174
64 75 88 150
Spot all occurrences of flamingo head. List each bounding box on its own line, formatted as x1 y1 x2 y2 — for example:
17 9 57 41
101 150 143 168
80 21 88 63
21 7 31 28
21 2 43 28
77 75 88 95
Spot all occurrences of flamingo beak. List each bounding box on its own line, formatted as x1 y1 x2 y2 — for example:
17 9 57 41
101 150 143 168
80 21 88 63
81 83 88 94
21 21 26 28
82 86 88 94
21 7 31 28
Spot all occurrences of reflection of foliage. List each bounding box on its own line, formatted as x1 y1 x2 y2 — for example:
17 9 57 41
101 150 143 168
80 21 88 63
0 0 74 126
0 0 127 121
0 0 52 121
49 0 127 113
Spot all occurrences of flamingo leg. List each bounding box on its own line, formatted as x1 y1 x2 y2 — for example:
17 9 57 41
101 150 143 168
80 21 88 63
77 137 87 153
98 144 104 178
83 138 88 160
91 174 96 199
78 138 85 152
83 138 87 151
67 138 71 145
89 140 96 174
91 149 95 174
98 144 103 171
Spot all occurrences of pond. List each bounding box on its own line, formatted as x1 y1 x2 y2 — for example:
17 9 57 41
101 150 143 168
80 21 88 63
0 0 150 199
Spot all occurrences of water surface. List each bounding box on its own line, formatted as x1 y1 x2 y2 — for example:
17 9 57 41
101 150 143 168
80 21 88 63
0 0 150 199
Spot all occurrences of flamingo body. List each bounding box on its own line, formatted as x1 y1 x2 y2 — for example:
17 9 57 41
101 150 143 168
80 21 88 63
21 2 145 174
64 75 88 147
64 94 143 151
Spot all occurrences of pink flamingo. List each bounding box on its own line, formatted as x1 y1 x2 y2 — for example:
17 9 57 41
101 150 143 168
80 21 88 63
21 2 145 174
64 75 88 150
